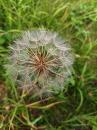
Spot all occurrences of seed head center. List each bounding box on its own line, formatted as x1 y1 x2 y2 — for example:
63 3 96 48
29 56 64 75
35 54 47 73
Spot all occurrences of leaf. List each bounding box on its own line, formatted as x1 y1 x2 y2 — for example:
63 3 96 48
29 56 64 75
53 3 69 17
93 126 97 130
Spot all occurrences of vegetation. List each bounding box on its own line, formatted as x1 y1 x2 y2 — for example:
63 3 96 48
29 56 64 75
0 0 97 129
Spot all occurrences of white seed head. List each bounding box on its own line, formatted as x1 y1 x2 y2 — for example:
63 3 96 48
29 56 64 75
6 30 74 96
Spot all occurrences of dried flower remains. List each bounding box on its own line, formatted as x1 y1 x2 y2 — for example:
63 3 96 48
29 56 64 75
6 30 74 96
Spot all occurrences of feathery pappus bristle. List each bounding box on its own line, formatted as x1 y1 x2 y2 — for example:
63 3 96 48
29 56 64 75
6 29 74 96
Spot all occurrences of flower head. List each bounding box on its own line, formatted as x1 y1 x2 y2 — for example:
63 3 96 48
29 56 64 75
6 30 74 96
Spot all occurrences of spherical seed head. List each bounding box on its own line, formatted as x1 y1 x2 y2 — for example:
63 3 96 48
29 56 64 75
6 30 74 96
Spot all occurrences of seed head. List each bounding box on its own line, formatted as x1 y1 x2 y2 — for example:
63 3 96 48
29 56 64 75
6 30 74 96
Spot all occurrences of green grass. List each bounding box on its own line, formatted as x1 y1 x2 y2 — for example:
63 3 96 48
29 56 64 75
0 0 97 129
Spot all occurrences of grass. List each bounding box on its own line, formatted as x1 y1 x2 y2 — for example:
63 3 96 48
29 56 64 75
0 0 97 129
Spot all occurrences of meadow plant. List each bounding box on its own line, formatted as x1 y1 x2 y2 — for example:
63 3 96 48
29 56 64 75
6 30 74 96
